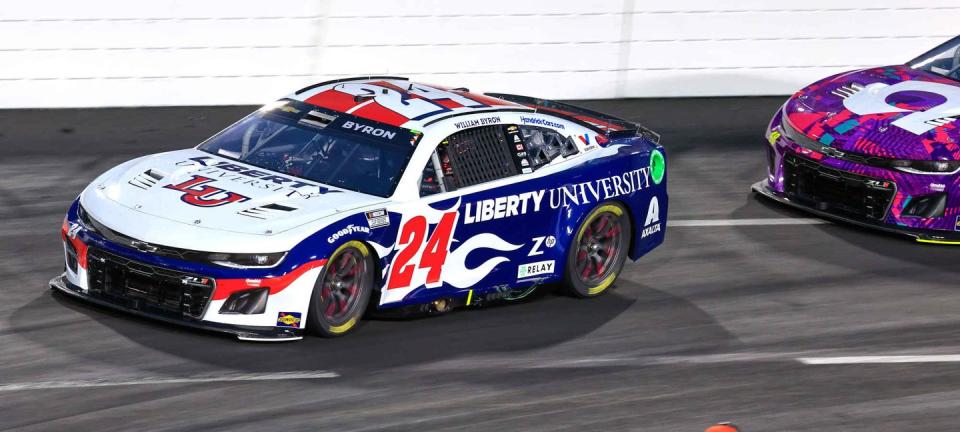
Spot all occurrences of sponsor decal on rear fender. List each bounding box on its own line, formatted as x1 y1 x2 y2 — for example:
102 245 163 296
377 165 661 305
365 208 390 229
641 196 662 239
518 260 555 279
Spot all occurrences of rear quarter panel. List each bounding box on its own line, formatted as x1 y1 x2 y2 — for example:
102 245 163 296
327 135 669 309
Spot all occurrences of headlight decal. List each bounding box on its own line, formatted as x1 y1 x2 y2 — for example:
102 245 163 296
888 159 960 175
212 258 328 301
781 112 960 175
209 252 288 269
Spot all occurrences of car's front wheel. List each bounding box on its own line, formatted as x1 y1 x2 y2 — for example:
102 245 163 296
308 240 374 337
563 202 631 298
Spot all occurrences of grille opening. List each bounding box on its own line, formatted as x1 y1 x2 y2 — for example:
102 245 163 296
902 193 947 218
767 146 776 175
86 248 213 320
783 154 896 221
64 241 79 274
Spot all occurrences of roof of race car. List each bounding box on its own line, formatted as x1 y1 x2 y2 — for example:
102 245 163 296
286 76 646 137
287 76 531 131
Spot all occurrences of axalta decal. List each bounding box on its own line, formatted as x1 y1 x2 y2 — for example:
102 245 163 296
327 224 372 244
175 156 341 199
641 196 661 239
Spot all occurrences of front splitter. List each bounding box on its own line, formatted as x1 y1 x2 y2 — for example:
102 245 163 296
751 181 960 244
50 273 304 342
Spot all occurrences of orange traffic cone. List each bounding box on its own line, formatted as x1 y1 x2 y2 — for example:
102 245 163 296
705 422 740 432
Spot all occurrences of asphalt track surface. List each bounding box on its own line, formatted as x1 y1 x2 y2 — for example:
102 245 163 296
4 97 960 431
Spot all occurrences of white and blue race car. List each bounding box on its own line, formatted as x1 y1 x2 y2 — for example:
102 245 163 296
53 77 667 341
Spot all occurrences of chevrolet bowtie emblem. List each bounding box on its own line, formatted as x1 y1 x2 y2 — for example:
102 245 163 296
129 240 158 253
820 146 845 158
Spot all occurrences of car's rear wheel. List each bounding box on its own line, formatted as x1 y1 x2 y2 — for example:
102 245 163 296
308 240 373 337
563 202 631 298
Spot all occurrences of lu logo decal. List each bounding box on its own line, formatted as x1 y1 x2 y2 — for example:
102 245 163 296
164 175 251 208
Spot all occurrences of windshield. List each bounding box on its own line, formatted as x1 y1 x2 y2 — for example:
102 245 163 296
198 101 417 197
910 36 960 81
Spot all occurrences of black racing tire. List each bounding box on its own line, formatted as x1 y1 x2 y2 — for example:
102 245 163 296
563 202 631 298
308 240 374 337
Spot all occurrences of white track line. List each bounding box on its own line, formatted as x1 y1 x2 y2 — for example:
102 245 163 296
0 370 338 392
669 218 828 227
798 355 960 365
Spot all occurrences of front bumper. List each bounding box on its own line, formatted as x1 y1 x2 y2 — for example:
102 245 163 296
752 181 960 244
50 273 304 341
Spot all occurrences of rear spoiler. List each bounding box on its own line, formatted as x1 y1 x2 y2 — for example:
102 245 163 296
485 93 660 145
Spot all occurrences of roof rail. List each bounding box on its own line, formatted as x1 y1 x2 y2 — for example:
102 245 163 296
485 92 659 144
485 93 633 129
422 107 535 127
294 76 409 95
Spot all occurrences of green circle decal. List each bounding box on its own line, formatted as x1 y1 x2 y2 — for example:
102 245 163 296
650 149 665 185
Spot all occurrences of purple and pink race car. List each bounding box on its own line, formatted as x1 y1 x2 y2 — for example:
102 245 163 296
754 36 960 244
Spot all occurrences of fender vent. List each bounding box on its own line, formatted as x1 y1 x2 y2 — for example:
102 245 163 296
925 116 957 127
238 203 298 220
128 169 165 190
830 83 865 99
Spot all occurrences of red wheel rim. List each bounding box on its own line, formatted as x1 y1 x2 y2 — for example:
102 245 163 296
319 248 366 321
575 212 623 285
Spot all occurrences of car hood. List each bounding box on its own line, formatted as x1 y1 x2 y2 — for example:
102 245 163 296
784 65 960 161
83 149 387 236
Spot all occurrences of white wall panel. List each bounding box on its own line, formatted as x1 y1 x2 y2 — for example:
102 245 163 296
318 43 621 75
3 1 320 20
0 19 321 50
631 10 956 40
321 15 623 45
0 0 956 108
